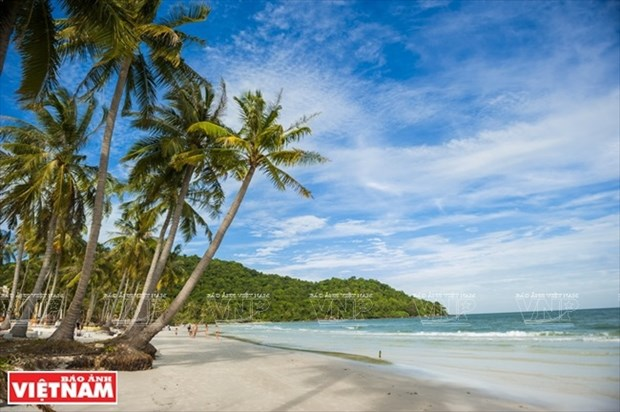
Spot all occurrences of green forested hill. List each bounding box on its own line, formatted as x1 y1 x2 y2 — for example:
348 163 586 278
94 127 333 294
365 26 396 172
0 256 446 324
166 257 447 323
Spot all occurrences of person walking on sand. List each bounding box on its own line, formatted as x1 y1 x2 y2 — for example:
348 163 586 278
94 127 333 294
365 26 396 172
187 324 191 336
191 323 198 338
205 323 209 337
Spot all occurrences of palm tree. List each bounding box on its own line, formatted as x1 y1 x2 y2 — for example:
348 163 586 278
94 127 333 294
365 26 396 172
105 204 157 324
0 229 14 265
0 0 133 103
0 226 25 330
50 0 210 341
0 87 103 337
121 81 226 337
125 90 327 350
61 243 114 326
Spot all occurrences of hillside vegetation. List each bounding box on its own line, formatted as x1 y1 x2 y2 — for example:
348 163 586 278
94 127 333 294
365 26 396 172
0 256 447 325
168 258 447 323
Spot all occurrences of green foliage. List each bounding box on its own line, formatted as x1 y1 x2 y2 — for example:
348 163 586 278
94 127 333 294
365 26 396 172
163 257 447 323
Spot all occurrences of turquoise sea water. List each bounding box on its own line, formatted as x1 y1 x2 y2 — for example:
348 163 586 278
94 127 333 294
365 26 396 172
219 308 620 411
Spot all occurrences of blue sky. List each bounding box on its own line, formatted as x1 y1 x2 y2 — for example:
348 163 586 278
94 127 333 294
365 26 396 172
1 0 619 313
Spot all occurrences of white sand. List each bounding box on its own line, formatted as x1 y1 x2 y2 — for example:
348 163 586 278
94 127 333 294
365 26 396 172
7 329 546 412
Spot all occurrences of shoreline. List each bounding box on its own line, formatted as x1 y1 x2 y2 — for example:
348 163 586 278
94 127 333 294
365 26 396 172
221 333 392 365
8 328 546 411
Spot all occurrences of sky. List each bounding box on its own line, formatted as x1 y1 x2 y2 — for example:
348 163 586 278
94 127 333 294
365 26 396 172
1 0 619 314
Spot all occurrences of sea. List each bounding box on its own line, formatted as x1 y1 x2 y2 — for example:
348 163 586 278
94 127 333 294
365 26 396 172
218 307 620 411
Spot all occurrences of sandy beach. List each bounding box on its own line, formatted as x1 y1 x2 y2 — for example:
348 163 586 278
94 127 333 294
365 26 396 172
7 328 545 412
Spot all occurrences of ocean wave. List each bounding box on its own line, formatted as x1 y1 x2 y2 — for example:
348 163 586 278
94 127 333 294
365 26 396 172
224 325 620 342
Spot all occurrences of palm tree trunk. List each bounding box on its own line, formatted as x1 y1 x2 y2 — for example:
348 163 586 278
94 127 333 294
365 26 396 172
50 56 133 341
59 289 67 321
106 270 127 325
0 233 24 330
37 260 55 320
121 281 141 326
84 288 97 325
124 166 193 337
127 167 256 350
10 213 57 337
41 253 61 323
122 208 171 330
117 276 132 326
0 0 20 75
100 298 109 324
19 257 30 296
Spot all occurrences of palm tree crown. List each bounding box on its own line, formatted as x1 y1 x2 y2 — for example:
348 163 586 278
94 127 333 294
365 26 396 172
191 90 326 195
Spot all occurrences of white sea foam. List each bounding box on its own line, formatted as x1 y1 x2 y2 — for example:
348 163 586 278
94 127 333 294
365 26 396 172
220 310 620 411
236 325 619 342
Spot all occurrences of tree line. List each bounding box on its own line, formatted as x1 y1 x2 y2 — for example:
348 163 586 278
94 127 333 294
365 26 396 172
0 0 329 351
0 0 442 352
0 256 447 324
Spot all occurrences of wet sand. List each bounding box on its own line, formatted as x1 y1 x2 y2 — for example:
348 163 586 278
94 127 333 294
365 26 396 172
18 329 546 412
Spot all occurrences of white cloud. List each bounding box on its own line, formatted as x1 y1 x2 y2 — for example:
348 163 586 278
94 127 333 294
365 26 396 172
263 213 619 311
312 89 619 212
180 1 619 312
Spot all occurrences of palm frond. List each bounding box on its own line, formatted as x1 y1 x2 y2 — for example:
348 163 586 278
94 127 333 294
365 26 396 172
56 23 106 62
261 161 313 198
268 149 328 167
15 0 59 103
126 52 156 117
78 57 120 98
188 121 233 138
59 0 139 51
137 0 162 25
140 24 181 50
158 3 210 30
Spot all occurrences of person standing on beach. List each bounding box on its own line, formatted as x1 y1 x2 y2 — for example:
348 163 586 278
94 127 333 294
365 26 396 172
205 323 209 337
187 324 191 336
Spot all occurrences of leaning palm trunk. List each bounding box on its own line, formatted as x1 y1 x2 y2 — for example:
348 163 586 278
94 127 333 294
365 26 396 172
0 234 24 330
10 214 57 337
84 288 97 325
124 167 194 337
50 57 132 341
126 168 255 350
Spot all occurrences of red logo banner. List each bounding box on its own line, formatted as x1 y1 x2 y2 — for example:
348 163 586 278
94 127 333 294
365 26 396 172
7 371 118 405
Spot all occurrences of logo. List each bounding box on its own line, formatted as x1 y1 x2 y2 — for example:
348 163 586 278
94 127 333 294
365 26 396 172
7 371 117 405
